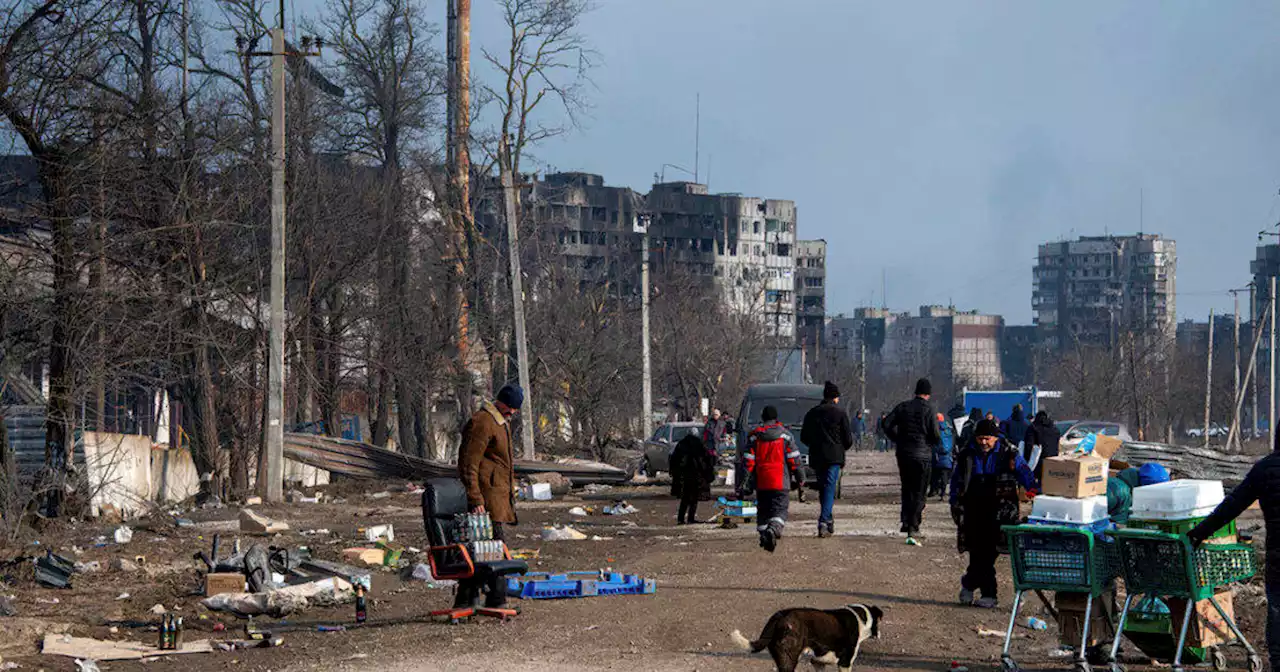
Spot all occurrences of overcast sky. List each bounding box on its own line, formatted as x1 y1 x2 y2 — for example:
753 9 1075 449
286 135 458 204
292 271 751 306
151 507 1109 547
295 0 1280 324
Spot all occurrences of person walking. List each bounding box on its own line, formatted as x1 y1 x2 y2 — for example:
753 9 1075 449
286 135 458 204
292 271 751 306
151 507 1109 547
882 378 942 546
744 405 801 552
802 381 854 538
956 408 983 454
702 408 728 453
949 419 1037 609
670 433 714 525
1022 410 1062 480
1001 404 1031 452
928 413 955 500
850 410 867 450
875 413 890 452
457 384 522 608
1185 442 1280 672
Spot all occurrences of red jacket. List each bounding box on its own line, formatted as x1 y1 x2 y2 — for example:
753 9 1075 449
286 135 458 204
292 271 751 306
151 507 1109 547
745 421 800 491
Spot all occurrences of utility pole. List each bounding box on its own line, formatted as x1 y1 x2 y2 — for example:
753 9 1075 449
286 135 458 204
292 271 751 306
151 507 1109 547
244 2 323 502
858 338 866 415
638 213 653 439
1204 310 1214 449
1231 290 1241 450
1251 282 1259 441
1272 276 1277 451
447 0 473 396
500 144 534 459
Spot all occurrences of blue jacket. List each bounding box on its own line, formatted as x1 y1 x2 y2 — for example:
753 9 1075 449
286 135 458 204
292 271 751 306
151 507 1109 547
934 421 955 469
950 445 1037 506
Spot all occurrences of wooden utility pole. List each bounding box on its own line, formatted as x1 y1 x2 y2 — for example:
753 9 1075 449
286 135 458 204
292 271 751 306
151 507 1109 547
1204 310 1214 449
1231 290 1241 450
1227 302 1269 451
263 4 287 503
447 0 473 401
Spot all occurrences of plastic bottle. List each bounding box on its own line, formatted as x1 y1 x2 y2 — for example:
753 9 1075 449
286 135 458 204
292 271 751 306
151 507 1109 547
1027 616 1048 631
174 617 184 650
483 512 493 540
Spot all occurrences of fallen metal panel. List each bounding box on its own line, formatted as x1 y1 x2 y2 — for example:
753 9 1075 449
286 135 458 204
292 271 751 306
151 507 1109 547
1116 441 1256 484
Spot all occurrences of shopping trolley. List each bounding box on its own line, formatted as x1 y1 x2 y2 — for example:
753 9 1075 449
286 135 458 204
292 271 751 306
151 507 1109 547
1109 528 1261 672
1002 524 1123 672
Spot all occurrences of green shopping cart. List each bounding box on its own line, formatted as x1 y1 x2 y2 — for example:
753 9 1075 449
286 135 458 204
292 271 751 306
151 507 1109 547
1002 524 1123 672
1109 528 1262 672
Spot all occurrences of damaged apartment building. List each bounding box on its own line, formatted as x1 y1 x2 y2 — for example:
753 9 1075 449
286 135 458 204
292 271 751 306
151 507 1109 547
477 172 824 343
826 306 1005 388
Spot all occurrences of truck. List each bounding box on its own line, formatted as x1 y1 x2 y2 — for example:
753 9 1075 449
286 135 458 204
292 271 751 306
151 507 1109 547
960 387 1040 423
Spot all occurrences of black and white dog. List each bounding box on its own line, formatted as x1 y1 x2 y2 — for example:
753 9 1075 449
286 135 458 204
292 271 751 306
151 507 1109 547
730 604 884 672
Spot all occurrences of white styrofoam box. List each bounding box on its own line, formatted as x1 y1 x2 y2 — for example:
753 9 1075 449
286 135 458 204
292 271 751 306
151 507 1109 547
1131 480 1224 520
1029 494 1109 524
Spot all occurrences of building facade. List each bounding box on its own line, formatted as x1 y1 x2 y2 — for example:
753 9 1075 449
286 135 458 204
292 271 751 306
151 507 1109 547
485 173 804 341
826 306 1004 388
1033 234 1177 350
795 239 827 352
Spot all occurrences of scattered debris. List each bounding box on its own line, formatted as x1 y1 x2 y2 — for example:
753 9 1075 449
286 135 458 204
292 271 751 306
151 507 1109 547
0 595 16 616
602 501 638 515
244 496 262 506
149 604 167 615
111 558 140 572
976 627 1004 637
42 634 213 660
175 518 195 528
582 484 613 494
73 659 100 672
510 548 541 560
298 558 372 591
200 577 354 617
215 638 283 651
239 509 289 535
367 491 391 500
113 527 134 544
301 529 331 537
541 526 588 541
568 506 589 517
1048 648 1073 658
520 483 553 501
35 552 75 589
73 561 102 574
527 472 571 496
115 593 130 601
35 597 60 605
363 524 395 542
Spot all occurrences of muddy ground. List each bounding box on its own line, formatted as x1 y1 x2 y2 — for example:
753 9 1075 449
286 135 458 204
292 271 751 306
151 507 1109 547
0 451 1269 672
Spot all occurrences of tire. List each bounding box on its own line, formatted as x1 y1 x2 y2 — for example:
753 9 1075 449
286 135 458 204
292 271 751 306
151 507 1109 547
1109 663 1125 672
1210 649 1227 672
1074 662 1092 672
1248 655 1264 672
640 457 651 477
1001 656 1019 672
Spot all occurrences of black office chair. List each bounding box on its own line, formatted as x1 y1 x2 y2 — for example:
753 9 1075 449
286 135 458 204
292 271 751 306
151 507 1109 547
422 478 528 623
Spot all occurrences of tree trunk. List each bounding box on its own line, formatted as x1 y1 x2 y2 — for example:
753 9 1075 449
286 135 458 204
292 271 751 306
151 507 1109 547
42 173 77 518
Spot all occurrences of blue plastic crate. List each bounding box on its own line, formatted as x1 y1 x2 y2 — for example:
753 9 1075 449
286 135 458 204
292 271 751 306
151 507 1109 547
717 497 757 518
504 572 656 600
1027 517 1115 536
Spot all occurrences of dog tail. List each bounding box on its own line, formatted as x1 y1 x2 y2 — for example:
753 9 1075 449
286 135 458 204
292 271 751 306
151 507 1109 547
729 629 765 653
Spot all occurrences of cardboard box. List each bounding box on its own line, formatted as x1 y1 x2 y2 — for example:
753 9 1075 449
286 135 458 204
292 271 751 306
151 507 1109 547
204 572 246 596
1203 533 1239 546
1057 592 1116 647
1092 435 1123 460
1042 454 1109 498
342 547 386 566
1167 591 1235 648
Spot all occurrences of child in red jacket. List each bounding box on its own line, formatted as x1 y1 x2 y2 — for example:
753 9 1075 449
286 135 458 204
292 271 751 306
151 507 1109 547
745 405 800 552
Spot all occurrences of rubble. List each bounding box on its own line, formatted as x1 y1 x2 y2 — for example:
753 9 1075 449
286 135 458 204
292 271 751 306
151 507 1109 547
113 527 133 544
238 509 289 535
200 577 354 617
341 548 385 566
541 526 588 541
111 558 139 572
0 596 15 616
42 634 213 660
602 501 638 515
363 524 394 542
527 472 571 496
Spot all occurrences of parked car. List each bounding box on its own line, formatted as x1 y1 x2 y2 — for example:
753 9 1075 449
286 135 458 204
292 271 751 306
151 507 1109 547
734 383 838 498
640 422 704 475
1058 421 1132 452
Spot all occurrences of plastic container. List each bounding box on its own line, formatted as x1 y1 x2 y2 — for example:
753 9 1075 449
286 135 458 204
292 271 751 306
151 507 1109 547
1127 516 1236 541
1131 480 1224 520
1027 517 1114 536
1029 494 1109 524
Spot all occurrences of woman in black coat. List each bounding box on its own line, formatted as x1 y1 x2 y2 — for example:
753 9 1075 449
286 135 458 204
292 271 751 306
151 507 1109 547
671 434 714 524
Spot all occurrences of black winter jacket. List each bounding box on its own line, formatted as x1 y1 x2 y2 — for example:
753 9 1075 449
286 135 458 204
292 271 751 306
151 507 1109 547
882 397 942 461
1023 418 1062 461
801 400 854 470
1190 452 1280 584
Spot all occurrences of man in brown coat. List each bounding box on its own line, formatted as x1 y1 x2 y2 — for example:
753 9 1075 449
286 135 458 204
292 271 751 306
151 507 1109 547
458 384 523 541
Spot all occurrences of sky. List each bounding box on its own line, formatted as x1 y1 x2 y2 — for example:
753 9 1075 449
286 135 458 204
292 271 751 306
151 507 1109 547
292 0 1280 325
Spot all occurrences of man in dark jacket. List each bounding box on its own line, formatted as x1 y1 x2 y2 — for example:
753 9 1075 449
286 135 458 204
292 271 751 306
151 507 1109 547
670 434 714 525
949 419 1037 609
1001 405 1031 451
1187 446 1280 671
956 407 983 454
801 381 854 538
1022 410 1062 481
882 378 942 545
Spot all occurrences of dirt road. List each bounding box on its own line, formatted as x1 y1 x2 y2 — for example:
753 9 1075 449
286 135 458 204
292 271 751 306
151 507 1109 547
1 452 1268 672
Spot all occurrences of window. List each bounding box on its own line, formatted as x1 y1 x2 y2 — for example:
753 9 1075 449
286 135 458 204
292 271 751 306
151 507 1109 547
753 221 761 234
776 243 791 257
755 245 763 256
804 277 824 288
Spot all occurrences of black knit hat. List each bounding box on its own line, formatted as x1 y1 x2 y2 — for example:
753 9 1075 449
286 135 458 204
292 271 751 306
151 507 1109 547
761 405 778 422
975 418 1000 438
914 378 932 396
823 381 840 401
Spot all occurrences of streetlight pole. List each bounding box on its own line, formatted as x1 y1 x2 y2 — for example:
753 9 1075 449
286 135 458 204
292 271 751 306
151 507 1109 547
637 213 653 439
